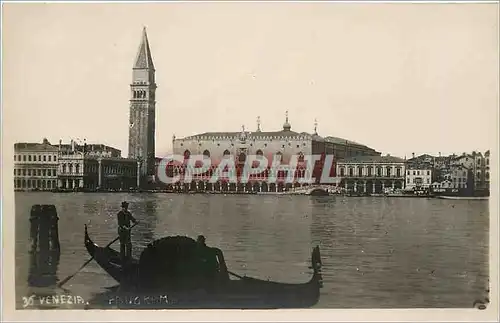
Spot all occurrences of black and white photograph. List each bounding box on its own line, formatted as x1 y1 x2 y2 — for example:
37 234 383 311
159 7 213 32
2 1 498 321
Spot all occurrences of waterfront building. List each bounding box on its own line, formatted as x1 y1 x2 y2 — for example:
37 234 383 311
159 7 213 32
13 139 59 191
406 153 435 168
336 155 405 194
171 115 380 164
431 165 470 190
450 153 476 169
405 167 433 190
161 115 380 192
57 140 140 190
449 150 490 192
473 150 490 191
127 27 157 184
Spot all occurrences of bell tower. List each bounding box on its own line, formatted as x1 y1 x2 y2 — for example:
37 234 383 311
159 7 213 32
128 27 157 184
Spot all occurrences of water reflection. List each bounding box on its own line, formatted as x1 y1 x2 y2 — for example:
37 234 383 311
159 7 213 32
27 249 60 288
15 193 489 309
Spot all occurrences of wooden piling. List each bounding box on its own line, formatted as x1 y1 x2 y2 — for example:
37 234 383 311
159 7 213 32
29 204 61 253
45 204 61 251
29 205 41 253
28 204 61 288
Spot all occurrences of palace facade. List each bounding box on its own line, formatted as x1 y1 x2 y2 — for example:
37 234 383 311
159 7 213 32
57 140 140 190
156 115 381 191
14 139 140 191
14 139 59 191
171 116 380 165
336 155 406 194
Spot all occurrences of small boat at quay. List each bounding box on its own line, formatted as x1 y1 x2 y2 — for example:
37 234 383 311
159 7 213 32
437 195 489 201
84 226 323 309
433 188 490 200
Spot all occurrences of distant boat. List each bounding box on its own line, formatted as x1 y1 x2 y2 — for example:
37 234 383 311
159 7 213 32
432 187 490 200
437 196 489 201
84 226 323 309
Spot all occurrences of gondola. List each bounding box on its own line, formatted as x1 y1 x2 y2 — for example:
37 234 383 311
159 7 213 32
84 226 323 309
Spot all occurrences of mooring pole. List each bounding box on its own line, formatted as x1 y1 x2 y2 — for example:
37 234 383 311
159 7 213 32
28 204 61 288
38 206 51 253
45 204 61 251
29 205 41 253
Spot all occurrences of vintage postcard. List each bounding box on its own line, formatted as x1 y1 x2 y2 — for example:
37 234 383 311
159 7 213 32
1 1 498 321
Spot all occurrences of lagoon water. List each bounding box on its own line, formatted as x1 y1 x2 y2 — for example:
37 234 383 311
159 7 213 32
14 192 489 308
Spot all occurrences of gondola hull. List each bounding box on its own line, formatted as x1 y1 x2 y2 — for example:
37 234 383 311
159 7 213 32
84 226 323 309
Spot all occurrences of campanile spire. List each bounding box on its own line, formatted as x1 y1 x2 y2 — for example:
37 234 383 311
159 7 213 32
128 27 157 185
134 26 155 70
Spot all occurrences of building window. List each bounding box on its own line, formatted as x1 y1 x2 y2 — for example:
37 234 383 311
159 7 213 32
427 171 430 176
358 168 363 177
349 168 353 177
407 178 410 184
23 169 26 176
28 155 32 162
397 168 401 177
43 155 47 162
340 168 345 176
38 155 42 161
48 156 52 161
413 171 416 175
14 155 16 161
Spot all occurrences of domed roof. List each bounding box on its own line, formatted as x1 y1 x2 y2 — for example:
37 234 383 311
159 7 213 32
283 121 291 131
282 111 291 131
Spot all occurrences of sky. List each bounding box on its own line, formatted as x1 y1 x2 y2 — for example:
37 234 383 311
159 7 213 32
3 2 499 159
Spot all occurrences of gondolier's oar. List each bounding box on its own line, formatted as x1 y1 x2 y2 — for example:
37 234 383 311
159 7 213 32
228 271 245 279
57 222 139 288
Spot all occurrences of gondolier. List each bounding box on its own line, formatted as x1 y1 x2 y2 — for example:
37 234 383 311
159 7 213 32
117 201 138 264
196 235 230 287
83 226 323 308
